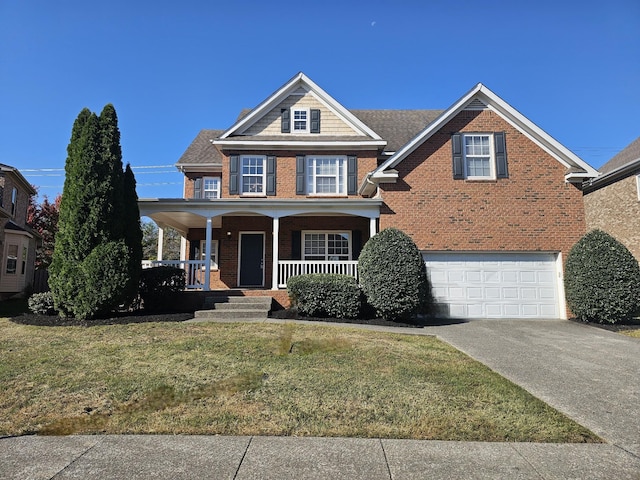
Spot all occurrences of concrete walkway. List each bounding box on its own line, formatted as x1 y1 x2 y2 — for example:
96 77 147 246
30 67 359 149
1 318 639 479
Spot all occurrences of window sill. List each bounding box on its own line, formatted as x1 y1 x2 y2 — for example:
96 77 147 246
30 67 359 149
464 179 498 183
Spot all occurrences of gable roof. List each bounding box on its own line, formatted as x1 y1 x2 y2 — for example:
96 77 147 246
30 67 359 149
0 163 37 195
583 135 640 193
176 129 224 170
213 72 386 149
362 83 598 195
351 110 443 153
600 136 640 175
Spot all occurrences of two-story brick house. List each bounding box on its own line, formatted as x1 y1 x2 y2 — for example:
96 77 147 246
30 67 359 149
0 164 38 298
139 73 598 319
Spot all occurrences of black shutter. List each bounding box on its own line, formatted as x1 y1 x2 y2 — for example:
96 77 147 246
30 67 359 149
352 230 362 260
194 177 202 199
281 108 290 133
494 132 508 178
296 155 306 195
292 231 301 260
266 155 276 196
310 109 321 133
347 155 358 195
451 133 464 179
229 155 239 194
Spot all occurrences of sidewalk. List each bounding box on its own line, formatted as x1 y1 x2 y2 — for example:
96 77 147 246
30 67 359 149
2 434 639 479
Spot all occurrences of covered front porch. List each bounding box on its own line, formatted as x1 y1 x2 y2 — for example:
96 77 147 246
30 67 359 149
139 198 382 291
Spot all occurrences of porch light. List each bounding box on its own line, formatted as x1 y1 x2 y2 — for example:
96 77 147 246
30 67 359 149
226 231 232 239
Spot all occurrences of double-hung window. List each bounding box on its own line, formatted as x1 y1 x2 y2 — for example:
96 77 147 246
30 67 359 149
199 239 219 269
292 108 309 133
303 232 350 261
241 155 266 195
202 177 220 199
464 134 494 179
306 156 347 195
10 187 17 216
6 244 18 274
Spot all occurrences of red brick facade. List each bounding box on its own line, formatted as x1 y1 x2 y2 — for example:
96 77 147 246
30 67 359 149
379 110 586 260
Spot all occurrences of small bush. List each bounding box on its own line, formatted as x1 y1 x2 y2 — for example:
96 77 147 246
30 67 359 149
139 266 186 312
28 292 56 315
565 229 640 324
358 228 433 321
287 274 362 319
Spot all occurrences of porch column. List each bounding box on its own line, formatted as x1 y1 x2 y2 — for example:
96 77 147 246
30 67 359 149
271 216 279 290
157 225 164 261
204 216 212 291
369 217 377 238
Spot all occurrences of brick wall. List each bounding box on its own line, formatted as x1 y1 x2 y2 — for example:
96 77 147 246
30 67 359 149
584 174 640 261
379 109 587 260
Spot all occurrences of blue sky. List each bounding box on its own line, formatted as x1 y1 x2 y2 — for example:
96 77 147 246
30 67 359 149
2 0 639 201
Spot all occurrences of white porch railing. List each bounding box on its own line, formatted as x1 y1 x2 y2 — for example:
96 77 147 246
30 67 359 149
142 260 206 289
278 260 359 288
142 259 359 290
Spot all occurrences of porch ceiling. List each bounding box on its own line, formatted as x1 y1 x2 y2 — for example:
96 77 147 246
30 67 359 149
139 198 383 233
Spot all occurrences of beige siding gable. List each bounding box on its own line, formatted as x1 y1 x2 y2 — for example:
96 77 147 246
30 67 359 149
242 92 365 137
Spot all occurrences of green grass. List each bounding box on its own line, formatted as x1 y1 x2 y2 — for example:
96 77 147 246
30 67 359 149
0 318 599 442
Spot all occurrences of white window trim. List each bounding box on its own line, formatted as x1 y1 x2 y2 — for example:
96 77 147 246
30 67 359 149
199 239 219 270
463 133 496 180
302 231 352 261
636 173 640 200
292 107 310 134
240 155 266 197
306 155 347 196
6 244 18 275
203 177 220 199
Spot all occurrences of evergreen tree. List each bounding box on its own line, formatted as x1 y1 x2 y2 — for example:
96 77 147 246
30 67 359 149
49 105 141 319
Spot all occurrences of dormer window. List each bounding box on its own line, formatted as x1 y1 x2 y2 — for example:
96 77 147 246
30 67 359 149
293 108 309 133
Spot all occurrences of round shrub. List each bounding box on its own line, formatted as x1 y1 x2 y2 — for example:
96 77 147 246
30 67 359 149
358 227 433 321
28 292 56 315
287 274 362 319
139 266 186 312
564 229 640 324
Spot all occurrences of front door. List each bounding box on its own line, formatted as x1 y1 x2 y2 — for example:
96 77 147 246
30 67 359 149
239 233 264 287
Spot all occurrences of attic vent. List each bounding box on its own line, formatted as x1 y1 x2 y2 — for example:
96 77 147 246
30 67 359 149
465 99 488 111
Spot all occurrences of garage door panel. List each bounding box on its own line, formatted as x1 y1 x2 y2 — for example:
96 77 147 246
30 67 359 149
424 252 560 319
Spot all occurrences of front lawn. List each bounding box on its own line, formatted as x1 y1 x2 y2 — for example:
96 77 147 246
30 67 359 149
0 317 598 442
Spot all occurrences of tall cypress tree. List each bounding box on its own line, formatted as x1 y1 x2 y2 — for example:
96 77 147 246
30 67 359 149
49 105 142 319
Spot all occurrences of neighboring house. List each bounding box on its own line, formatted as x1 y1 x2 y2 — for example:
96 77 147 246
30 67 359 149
140 73 598 319
0 164 38 298
583 136 640 262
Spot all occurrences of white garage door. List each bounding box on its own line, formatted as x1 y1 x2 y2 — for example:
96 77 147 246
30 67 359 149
423 252 561 319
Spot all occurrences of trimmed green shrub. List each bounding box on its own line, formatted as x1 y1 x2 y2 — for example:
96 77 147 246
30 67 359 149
287 274 362 319
565 229 640 324
139 266 186 312
65 241 131 320
358 227 433 321
28 292 55 315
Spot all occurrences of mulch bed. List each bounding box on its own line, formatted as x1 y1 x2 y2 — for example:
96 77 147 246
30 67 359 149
10 311 194 327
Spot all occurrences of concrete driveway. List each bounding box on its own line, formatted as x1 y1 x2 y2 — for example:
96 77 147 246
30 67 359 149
426 318 640 449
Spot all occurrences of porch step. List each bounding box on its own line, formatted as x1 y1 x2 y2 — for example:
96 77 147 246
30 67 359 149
193 295 272 322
